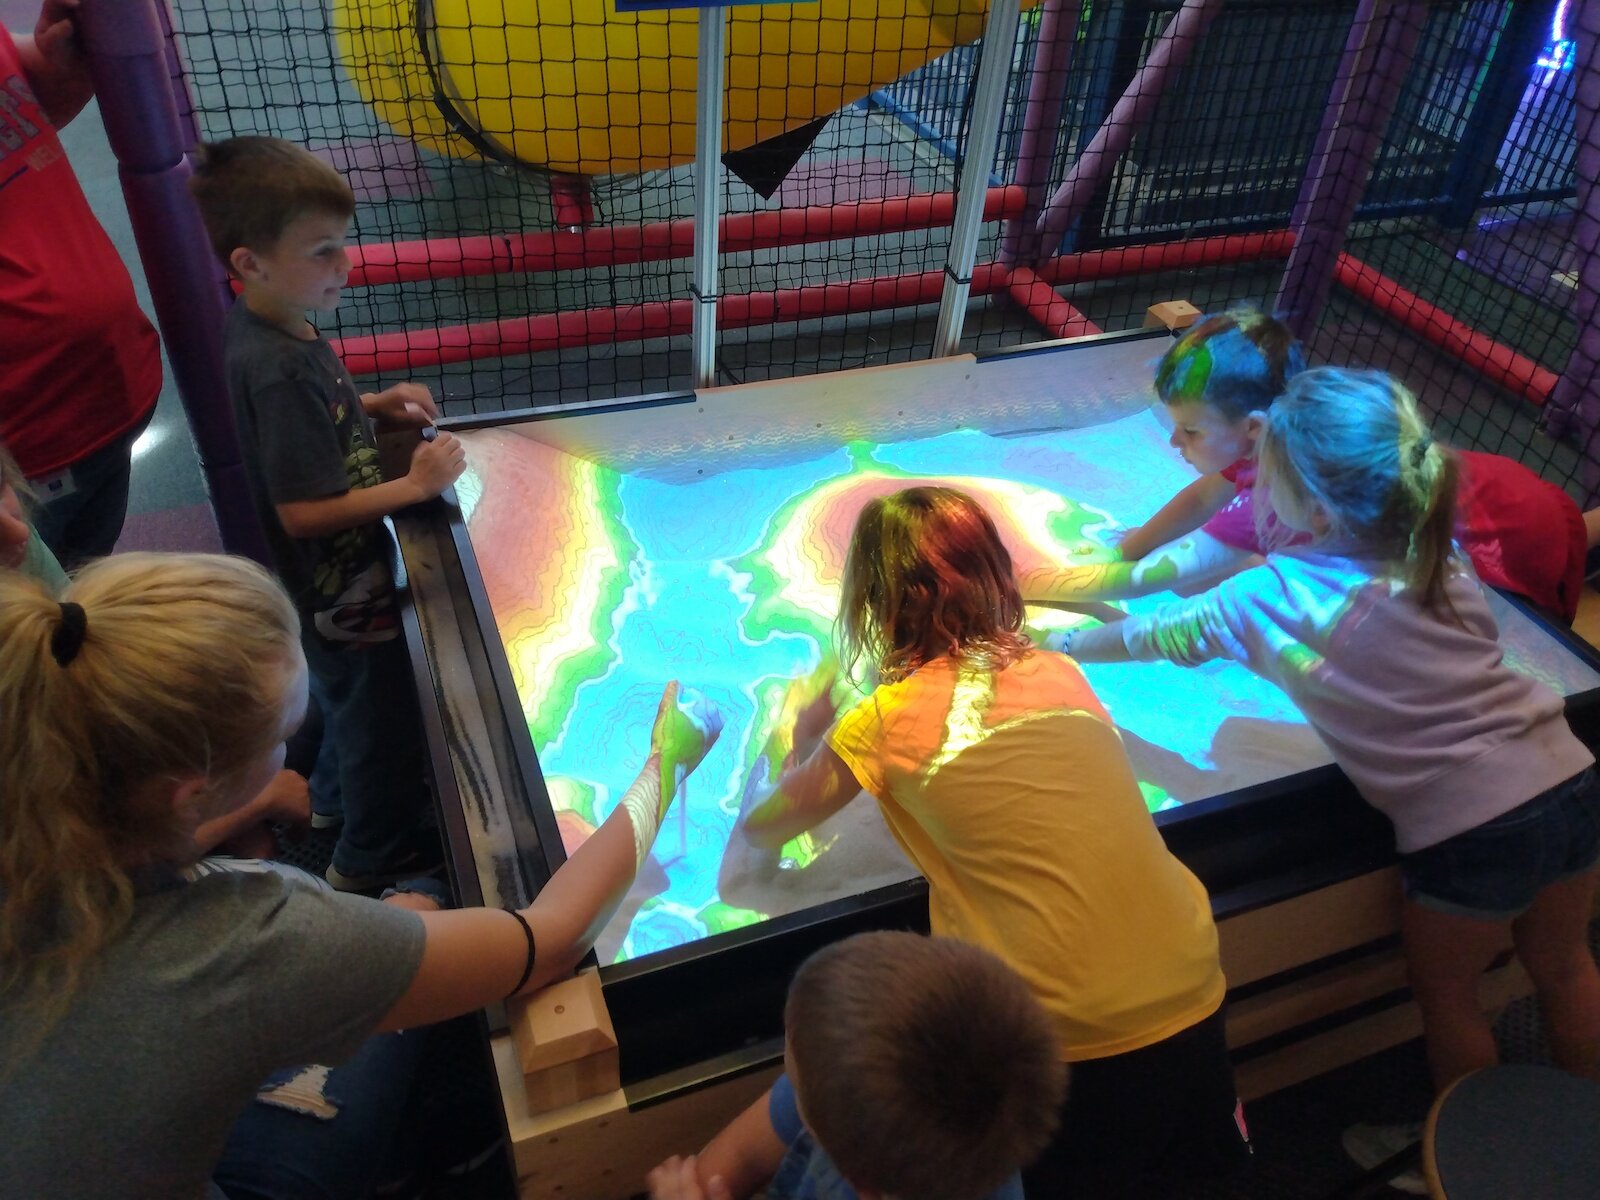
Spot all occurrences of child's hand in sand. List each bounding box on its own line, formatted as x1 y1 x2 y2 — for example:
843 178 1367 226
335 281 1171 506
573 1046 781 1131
791 679 840 756
1059 536 1123 565
650 682 725 796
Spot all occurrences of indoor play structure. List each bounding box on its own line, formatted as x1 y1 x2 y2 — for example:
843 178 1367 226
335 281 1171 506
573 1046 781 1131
76 0 1599 563
64 2 1600 1194
331 0 1043 174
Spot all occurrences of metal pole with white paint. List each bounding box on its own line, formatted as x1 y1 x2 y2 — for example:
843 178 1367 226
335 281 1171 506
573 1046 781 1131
691 5 729 388
933 0 1024 358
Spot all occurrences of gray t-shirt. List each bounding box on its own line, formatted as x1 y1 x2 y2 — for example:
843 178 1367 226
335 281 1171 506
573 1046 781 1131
0 870 425 1200
224 301 398 646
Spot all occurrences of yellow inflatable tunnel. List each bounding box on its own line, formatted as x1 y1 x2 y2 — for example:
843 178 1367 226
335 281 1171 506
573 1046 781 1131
332 1 1038 177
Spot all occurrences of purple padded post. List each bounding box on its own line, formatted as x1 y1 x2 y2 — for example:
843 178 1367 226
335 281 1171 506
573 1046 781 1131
154 0 203 154
1544 0 1600 503
75 0 267 562
1030 0 1222 256
1272 0 1429 340
998 0 1082 265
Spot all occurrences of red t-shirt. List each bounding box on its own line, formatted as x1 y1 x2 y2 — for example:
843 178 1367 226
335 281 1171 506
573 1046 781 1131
0 25 161 477
1456 449 1586 624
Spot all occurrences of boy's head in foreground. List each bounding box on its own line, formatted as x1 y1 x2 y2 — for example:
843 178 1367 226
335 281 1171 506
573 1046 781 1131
785 931 1065 1200
189 136 356 315
1154 308 1306 474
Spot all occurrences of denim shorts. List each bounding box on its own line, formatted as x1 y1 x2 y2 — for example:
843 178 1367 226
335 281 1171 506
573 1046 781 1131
1401 766 1600 920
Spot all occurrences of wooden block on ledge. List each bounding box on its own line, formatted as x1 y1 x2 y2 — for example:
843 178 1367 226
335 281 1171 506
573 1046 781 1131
511 968 620 1115
1144 300 1201 332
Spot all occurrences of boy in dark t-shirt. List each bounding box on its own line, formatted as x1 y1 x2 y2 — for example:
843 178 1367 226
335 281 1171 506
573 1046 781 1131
647 933 1065 1200
191 136 466 890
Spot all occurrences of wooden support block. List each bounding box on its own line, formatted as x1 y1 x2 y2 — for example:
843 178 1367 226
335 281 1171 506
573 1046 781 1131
511 969 620 1115
495 1032 781 1200
1143 300 1202 331
1218 868 1402 989
1234 957 1531 1101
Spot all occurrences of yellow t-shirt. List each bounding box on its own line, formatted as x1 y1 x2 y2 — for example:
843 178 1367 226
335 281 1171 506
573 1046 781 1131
827 651 1226 1061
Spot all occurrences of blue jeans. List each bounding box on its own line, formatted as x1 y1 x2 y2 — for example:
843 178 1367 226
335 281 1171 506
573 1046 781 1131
1402 767 1600 920
301 631 433 877
28 410 151 569
214 1030 425 1200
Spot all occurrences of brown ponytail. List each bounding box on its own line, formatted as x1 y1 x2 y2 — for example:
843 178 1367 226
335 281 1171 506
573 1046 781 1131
1405 440 1460 618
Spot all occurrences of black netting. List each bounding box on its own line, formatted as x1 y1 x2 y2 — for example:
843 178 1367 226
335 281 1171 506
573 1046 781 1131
163 0 1595 501
1303 0 1589 502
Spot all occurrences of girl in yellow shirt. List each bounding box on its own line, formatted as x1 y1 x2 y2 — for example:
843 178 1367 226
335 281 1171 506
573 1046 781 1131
742 485 1248 1195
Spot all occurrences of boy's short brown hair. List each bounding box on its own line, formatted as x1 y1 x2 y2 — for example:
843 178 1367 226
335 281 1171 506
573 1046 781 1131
189 136 355 267
785 932 1066 1200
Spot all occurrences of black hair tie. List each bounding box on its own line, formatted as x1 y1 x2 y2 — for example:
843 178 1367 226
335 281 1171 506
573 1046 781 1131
1410 435 1432 468
504 908 537 1000
51 602 88 666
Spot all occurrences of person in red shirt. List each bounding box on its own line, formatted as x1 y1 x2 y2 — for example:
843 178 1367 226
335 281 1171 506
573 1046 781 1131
1 0 162 568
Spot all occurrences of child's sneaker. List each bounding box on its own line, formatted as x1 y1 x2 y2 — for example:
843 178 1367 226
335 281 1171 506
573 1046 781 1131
325 842 445 894
1341 1120 1427 1195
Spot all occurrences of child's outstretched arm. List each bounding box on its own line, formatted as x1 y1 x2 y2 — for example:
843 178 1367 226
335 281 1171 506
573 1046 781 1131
741 745 860 850
1117 473 1238 562
736 670 861 850
1021 529 1249 604
376 683 721 1031
1054 621 1134 664
1066 577 1250 669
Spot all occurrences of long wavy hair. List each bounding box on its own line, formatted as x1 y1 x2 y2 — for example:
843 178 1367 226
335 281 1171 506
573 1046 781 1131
0 554 301 1040
1256 368 1460 616
836 487 1033 685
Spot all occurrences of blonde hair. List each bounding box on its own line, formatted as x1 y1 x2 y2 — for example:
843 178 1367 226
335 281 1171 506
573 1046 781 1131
0 554 301 1030
836 487 1033 685
786 932 1065 1200
1257 368 1460 615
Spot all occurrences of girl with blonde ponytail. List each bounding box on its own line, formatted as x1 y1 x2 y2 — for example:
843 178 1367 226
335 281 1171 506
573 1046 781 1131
0 552 722 1200
1065 367 1600 1133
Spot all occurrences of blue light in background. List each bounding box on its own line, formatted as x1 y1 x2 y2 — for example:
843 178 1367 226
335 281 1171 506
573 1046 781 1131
1537 0 1574 71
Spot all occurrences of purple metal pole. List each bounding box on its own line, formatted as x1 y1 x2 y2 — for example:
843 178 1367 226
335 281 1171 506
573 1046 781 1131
1543 0 1600 503
1031 0 1222 255
154 0 203 155
1272 0 1429 340
998 0 1082 265
75 0 267 563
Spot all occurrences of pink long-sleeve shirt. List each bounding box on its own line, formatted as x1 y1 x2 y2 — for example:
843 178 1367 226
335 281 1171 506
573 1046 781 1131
1119 550 1592 852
